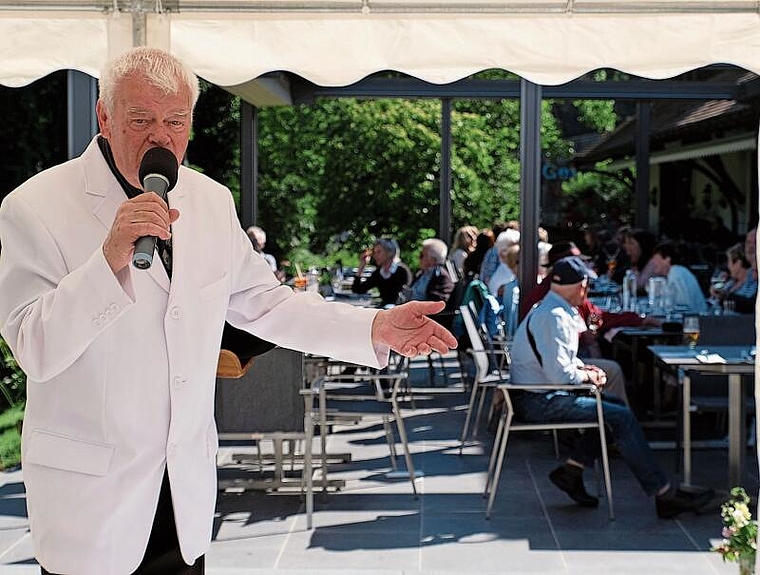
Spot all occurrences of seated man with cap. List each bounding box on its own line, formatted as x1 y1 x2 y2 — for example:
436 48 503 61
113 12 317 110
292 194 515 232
509 257 713 518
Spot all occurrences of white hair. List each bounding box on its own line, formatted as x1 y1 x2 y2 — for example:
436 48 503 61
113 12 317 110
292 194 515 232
495 229 521 252
99 47 200 115
422 238 448 264
247 226 266 245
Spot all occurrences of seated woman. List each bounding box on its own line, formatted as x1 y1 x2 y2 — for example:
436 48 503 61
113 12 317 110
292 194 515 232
449 225 478 280
622 228 659 292
352 237 412 307
493 244 520 338
463 229 494 281
710 242 758 311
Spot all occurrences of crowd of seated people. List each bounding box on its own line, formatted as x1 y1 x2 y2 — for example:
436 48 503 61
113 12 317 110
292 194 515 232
336 216 756 521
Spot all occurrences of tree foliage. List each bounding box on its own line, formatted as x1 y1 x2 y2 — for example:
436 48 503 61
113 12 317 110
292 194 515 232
0 75 627 270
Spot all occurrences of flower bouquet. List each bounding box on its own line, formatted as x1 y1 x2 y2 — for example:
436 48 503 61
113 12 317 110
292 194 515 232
712 487 757 575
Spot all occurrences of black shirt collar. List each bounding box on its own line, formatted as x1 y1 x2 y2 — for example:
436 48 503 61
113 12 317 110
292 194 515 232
97 136 143 200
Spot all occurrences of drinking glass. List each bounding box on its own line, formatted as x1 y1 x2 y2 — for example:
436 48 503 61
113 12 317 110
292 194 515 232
710 268 728 292
682 316 700 348
603 246 620 276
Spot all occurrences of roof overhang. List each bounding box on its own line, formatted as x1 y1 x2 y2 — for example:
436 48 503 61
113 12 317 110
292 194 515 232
606 133 758 170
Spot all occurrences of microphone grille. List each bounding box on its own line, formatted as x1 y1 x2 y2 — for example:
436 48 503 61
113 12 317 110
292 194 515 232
139 147 179 191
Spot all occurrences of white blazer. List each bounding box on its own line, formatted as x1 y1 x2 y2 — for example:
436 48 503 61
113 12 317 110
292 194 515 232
0 139 388 575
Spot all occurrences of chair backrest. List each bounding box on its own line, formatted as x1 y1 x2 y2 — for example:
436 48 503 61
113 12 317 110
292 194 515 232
460 304 490 380
216 348 305 433
699 313 756 346
445 259 460 284
500 279 520 338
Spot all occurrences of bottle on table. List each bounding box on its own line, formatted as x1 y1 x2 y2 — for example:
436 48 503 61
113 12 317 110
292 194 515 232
622 269 638 312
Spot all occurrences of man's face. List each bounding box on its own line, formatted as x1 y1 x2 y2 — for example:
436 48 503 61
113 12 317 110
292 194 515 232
96 73 192 188
419 248 435 271
649 253 670 276
554 278 588 307
569 278 589 307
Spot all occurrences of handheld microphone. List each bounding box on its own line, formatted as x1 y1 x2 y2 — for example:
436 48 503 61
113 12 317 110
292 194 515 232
132 147 179 269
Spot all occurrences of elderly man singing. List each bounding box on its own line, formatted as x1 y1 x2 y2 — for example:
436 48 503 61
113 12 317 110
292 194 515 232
0 47 456 575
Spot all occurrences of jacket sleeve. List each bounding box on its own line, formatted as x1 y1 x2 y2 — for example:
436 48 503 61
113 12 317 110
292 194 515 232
0 193 134 381
426 268 455 303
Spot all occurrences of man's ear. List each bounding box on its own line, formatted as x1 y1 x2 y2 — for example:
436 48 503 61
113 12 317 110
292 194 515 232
95 100 109 138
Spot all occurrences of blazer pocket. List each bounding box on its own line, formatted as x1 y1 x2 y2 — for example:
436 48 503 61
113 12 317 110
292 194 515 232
199 274 229 302
26 430 115 476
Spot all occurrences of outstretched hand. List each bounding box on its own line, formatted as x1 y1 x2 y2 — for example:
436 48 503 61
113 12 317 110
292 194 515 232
371 301 458 357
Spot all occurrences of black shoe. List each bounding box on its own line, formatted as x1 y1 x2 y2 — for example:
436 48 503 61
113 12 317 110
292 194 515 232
549 465 599 508
655 486 715 519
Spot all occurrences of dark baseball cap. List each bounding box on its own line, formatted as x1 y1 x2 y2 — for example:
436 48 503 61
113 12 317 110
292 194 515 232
551 256 597 285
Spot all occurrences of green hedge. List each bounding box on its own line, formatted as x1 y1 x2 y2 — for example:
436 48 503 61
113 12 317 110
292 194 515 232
0 403 23 470
0 338 25 469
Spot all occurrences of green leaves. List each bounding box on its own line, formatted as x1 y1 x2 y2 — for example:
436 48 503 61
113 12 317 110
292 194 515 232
187 81 625 270
0 337 24 408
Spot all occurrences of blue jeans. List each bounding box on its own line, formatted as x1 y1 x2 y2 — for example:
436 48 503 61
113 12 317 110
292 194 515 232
511 389 669 496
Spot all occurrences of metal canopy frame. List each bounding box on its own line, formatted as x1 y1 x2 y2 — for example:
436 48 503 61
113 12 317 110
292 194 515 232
7 1 760 13
238 69 745 295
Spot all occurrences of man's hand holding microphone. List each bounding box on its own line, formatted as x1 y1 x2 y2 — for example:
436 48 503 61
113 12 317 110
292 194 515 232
103 147 180 274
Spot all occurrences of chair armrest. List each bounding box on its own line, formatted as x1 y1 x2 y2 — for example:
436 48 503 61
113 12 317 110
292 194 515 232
467 348 510 357
496 382 599 394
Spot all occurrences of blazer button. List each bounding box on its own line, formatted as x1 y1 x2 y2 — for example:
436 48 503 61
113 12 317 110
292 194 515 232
93 318 101 328
170 307 181 319
109 303 119 313
173 376 185 386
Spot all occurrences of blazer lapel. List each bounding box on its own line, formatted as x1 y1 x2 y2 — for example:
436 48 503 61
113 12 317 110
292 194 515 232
82 138 171 294
165 182 187 293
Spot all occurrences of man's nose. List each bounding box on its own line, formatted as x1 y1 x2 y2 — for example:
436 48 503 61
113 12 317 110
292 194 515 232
147 125 171 146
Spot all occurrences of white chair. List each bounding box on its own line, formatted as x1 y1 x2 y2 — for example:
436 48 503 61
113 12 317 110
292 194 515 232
483 383 615 520
301 354 418 529
458 304 511 452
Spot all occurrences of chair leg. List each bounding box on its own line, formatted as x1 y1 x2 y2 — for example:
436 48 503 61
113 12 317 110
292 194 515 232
459 380 481 454
485 411 513 518
473 384 490 436
319 390 329 492
552 429 559 459
595 396 615 521
392 400 418 497
484 402 509 497
437 352 448 384
427 355 436 386
303 394 314 530
382 417 399 471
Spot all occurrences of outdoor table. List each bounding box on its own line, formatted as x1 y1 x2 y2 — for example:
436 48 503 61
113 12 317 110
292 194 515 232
327 290 376 307
610 326 683 418
648 344 755 487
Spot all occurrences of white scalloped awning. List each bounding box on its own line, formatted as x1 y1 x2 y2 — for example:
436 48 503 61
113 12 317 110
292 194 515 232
0 8 131 87
165 9 760 87
1 1 760 87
